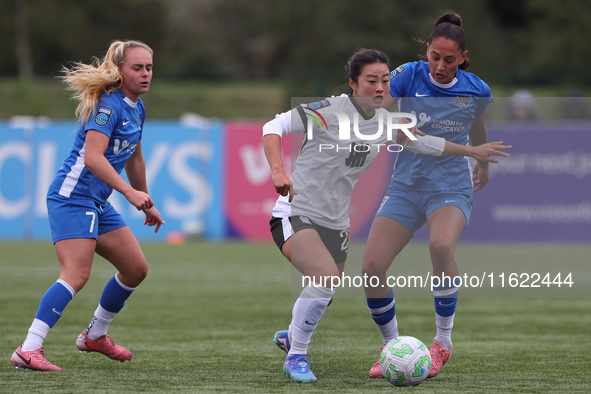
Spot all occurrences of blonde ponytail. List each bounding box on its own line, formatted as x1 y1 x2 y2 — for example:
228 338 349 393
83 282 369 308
60 40 153 125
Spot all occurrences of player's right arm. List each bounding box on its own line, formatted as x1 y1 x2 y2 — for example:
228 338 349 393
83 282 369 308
262 110 303 202
84 130 154 211
263 134 293 201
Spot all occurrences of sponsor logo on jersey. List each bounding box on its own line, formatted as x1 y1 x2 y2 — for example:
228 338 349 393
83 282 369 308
305 108 329 131
345 143 371 167
113 139 137 155
455 96 473 110
390 65 406 79
95 106 112 126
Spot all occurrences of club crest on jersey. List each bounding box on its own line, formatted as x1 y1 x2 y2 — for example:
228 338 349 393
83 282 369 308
95 106 112 126
455 96 473 110
390 66 406 79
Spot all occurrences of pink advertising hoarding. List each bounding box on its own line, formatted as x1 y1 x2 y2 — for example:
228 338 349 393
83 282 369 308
224 120 395 241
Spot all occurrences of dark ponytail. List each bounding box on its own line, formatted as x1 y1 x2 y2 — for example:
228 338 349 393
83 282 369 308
419 11 470 70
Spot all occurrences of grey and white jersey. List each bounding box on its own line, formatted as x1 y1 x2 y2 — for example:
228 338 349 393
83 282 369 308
262 94 445 230
264 94 390 230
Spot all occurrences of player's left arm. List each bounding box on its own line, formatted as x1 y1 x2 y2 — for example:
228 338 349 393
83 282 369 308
125 140 148 193
125 141 164 232
469 113 491 193
404 133 510 161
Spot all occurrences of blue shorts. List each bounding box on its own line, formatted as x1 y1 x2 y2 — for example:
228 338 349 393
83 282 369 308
47 192 127 244
376 188 473 234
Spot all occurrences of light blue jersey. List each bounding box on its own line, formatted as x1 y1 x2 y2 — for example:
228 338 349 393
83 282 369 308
49 89 145 205
389 61 493 191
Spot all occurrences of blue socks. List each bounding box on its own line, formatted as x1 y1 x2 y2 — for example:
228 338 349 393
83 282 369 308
22 279 76 351
85 274 136 339
433 280 458 349
35 279 75 328
99 274 135 313
367 290 399 344
433 285 458 318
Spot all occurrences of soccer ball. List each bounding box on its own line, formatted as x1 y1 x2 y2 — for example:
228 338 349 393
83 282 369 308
379 336 431 386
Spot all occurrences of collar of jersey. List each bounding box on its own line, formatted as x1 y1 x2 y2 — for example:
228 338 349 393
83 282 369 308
123 96 137 108
348 95 375 120
428 73 459 89
113 89 138 108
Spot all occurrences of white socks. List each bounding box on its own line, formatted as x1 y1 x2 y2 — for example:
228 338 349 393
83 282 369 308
86 305 118 339
21 319 50 352
288 283 335 356
434 313 454 350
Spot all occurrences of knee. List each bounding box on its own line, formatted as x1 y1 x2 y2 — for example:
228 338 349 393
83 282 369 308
61 269 91 293
362 256 387 278
133 262 149 284
429 241 455 265
120 261 148 287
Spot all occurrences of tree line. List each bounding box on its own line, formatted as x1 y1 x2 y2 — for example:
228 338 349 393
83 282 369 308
2 0 590 95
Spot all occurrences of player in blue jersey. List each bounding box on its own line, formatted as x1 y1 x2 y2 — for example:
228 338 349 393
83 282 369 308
363 11 504 379
265 48 510 383
10 40 164 371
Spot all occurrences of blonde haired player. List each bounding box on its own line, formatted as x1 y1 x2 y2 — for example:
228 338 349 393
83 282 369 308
11 40 163 371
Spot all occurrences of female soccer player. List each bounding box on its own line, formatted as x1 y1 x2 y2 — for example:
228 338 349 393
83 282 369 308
264 48 509 383
10 40 164 371
363 11 499 379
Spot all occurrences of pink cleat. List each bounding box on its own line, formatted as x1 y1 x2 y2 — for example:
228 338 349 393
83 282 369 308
76 331 132 362
368 345 385 378
428 339 451 378
10 346 63 371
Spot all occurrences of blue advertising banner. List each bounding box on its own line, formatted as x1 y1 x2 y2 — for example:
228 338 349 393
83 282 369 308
0 119 224 241
1 119 589 243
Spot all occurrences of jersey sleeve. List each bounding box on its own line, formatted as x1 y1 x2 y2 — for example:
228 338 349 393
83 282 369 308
84 95 122 138
389 62 414 100
404 135 446 156
262 107 306 138
474 81 494 117
138 99 146 140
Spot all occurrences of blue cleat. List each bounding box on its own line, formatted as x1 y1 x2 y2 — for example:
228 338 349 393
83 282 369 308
283 354 317 383
273 330 290 354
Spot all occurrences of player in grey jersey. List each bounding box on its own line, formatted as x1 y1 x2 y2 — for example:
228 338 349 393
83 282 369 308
263 48 510 383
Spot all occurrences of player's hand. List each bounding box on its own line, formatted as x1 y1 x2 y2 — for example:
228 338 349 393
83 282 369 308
126 189 154 211
272 170 297 202
472 162 490 193
470 141 511 163
143 206 165 233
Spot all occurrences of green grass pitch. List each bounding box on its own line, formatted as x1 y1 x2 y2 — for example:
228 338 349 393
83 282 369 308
1 241 589 392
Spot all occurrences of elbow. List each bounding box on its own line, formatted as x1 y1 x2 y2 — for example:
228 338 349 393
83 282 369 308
84 154 100 173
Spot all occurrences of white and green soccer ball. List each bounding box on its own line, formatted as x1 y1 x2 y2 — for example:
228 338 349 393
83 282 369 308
379 336 432 386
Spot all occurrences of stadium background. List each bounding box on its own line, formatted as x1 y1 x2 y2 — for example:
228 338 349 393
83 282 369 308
1 0 589 244
0 1 590 392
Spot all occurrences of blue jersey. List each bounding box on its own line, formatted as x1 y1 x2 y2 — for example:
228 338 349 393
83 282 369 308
49 89 145 205
389 61 493 191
